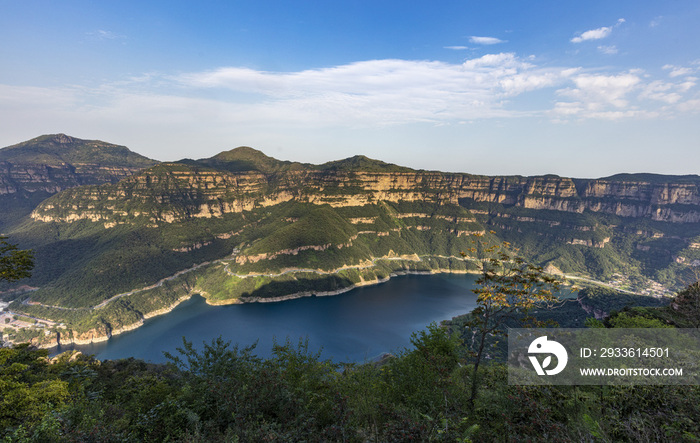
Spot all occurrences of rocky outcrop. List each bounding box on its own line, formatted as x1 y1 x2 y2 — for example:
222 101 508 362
4 137 697 227
55 321 145 346
30 161 700 226
0 134 157 199
11 143 700 348
567 237 610 248
0 162 151 196
577 296 608 319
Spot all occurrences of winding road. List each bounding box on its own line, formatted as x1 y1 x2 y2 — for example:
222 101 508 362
17 249 655 318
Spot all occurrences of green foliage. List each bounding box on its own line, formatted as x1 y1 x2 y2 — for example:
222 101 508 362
5 142 700 350
163 336 346 441
0 345 69 433
0 236 33 283
320 155 414 173
584 317 606 328
608 311 673 328
3 297 700 443
247 205 358 255
0 134 156 168
669 281 700 327
577 285 669 315
461 235 561 406
4 139 700 439
5 197 484 332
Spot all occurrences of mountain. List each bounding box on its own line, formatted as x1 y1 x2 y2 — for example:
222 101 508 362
191 146 309 173
2 140 699 347
0 134 158 228
319 155 415 173
0 134 156 167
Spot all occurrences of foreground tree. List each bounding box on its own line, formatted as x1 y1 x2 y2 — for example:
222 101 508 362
671 281 700 327
461 233 561 407
0 236 34 283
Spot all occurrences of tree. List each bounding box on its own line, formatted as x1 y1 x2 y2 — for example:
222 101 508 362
461 233 561 407
0 236 34 283
671 281 700 327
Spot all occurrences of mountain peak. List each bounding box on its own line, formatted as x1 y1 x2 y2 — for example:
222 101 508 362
24 133 78 146
213 146 274 162
52 133 76 144
0 134 157 167
198 146 301 173
321 155 414 172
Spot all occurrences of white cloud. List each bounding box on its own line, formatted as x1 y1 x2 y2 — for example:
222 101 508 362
444 46 468 50
552 72 644 118
552 101 584 116
571 27 612 43
469 36 506 45
562 73 641 107
678 78 697 92
549 65 700 121
598 45 618 55
663 64 695 78
677 99 700 113
586 109 658 120
140 57 700 125
2 53 698 149
178 54 567 125
638 73 696 107
461 52 524 70
640 81 683 104
499 73 561 96
87 30 124 40
571 19 625 43
0 84 78 108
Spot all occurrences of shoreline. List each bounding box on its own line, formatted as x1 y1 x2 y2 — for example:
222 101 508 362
207 268 471 305
41 293 195 348
32 267 475 349
19 265 638 351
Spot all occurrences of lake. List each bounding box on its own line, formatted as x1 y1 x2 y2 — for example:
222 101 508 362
56 273 479 363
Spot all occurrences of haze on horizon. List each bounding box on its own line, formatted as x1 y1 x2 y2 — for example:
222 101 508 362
1 1 699 178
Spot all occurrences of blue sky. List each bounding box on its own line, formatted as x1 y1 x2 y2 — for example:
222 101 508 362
1 1 699 177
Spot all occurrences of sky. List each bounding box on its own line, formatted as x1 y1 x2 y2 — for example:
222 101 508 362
1 0 699 177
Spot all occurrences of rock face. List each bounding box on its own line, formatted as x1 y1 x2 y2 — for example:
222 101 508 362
29 154 700 225
7 138 699 240
0 134 157 197
24 147 700 305
7 143 700 346
0 134 157 228
0 162 151 196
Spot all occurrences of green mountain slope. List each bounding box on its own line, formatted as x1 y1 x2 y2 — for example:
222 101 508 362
0 134 158 228
2 139 700 347
0 134 156 167
319 155 415 173
192 146 309 173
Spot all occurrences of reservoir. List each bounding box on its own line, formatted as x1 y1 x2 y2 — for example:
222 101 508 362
59 273 479 363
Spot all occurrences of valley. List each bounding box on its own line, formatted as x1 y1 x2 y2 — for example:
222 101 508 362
2 134 700 348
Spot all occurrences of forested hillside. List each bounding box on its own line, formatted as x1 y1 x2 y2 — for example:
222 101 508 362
0 134 156 228
2 135 699 347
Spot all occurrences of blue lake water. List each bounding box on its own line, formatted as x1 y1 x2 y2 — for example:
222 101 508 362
57 273 479 363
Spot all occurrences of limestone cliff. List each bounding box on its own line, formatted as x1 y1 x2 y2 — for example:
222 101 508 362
8 145 700 345
0 134 157 198
29 156 700 225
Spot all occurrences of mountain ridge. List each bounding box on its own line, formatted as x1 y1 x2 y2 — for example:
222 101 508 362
0 134 156 167
2 134 699 348
0 134 158 228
